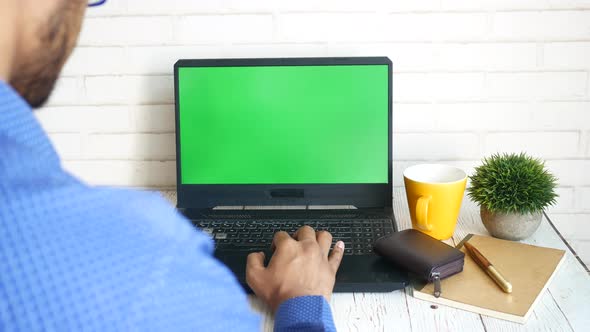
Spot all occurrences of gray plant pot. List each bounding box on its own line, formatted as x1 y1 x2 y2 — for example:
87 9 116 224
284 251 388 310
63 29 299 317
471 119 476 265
480 206 543 241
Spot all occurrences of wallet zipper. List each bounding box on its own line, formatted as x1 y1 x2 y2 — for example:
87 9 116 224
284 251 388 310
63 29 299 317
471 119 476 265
429 259 465 298
430 272 442 298
434 260 464 278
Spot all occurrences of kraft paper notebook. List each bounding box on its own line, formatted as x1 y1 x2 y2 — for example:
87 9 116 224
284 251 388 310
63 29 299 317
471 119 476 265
413 234 566 324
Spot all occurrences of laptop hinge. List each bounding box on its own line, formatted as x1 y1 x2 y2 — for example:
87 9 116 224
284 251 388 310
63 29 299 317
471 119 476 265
208 205 358 210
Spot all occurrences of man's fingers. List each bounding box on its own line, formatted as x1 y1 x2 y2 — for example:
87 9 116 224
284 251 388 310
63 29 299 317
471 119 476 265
316 231 333 256
246 251 266 288
246 251 264 289
328 241 345 273
246 251 266 271
293 225 316 242
271 231 293 252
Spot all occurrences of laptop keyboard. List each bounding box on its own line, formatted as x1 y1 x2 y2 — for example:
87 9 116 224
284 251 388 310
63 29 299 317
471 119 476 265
192 219 394 255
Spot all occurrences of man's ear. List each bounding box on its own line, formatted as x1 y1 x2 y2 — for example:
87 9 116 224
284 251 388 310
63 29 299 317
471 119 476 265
7 0 86 108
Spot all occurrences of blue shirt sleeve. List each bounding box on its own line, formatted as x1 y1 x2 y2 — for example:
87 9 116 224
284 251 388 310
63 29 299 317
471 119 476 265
274 296 337 332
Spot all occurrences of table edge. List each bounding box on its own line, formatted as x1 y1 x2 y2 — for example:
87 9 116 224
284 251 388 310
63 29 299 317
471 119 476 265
544 211 590 274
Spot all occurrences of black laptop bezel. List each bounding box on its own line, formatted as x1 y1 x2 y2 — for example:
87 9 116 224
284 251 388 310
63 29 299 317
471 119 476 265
174 57 393 209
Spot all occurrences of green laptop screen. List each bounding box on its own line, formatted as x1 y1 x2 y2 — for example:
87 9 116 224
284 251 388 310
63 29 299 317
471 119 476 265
178 64 389 184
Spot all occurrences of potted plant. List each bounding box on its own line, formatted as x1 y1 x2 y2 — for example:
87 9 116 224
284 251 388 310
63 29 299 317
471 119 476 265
467 153 558 240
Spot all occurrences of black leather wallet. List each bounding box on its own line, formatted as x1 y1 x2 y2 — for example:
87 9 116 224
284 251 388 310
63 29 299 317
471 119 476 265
373 229 465 297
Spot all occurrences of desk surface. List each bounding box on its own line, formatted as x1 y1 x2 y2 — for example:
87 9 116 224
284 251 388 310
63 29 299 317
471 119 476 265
161 188 590 332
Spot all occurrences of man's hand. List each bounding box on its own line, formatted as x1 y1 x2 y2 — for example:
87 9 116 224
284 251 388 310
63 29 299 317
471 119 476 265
246 226 345 311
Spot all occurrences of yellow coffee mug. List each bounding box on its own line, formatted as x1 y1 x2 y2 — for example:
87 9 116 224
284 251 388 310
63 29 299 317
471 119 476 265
403 164 467 240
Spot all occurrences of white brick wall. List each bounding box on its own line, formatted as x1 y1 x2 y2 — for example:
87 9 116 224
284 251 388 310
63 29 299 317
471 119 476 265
35 0 590 257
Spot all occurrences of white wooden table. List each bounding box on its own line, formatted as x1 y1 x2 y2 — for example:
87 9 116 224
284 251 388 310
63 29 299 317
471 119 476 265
161 188 590 331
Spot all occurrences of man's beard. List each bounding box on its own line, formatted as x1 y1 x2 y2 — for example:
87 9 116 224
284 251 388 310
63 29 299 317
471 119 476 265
10 1 81 109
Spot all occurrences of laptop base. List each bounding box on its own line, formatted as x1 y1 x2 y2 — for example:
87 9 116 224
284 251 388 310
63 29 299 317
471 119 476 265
184 207 410 293
219 253 409 293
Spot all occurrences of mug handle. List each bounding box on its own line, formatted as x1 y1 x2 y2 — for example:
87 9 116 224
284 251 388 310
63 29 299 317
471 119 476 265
416 196 433 231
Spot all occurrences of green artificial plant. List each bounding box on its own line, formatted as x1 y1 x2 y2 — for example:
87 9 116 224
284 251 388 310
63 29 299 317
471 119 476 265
468 153 558 215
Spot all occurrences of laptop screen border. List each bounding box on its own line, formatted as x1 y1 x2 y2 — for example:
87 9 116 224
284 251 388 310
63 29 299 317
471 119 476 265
174 57 393 209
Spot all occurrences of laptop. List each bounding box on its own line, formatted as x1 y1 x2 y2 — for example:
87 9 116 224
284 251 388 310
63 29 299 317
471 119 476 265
173 57 409 292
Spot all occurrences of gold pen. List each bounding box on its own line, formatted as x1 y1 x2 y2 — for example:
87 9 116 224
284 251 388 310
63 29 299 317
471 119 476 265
464 242 513 293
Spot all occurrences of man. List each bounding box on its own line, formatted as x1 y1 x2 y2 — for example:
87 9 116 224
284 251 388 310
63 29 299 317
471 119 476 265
0 1 345 331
